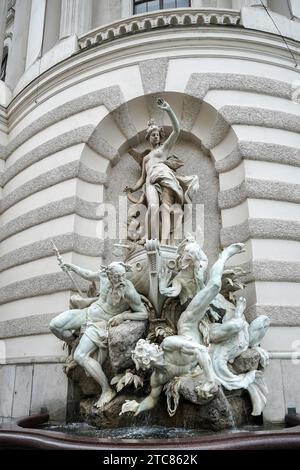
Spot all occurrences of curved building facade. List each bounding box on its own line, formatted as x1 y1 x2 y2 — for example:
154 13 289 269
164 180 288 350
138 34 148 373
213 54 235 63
0 0 300 423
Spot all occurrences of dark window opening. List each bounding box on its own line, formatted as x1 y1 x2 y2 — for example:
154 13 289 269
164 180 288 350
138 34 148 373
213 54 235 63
134 0 191 15
0 47 8 82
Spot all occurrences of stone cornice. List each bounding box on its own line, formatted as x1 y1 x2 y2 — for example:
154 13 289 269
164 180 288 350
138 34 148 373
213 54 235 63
5 13 300 122
79 8 241 50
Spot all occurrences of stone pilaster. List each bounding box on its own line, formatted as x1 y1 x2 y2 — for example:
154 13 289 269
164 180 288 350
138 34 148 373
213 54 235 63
0 0 8 66
59 0 93 39
25 0 47 69
121 0 132 18
5 0 31 90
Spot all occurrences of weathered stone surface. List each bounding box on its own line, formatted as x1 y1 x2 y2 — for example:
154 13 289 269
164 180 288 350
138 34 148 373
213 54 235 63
69 365 101 397
221 218 300 246
0 365 16 418
219 179 300 210
178 374 217 405
0 196 102 245
220 106 300 134
30 363 68 421
80 387 253 432
2 126 94 186
0 161 107 215
216 142 300 174
12 365 33 418
185 73 292 102
225 388 254 427
246 304 300 326
231 349 261 374
108 321 148 374
0 233 104 274
0 272 90 305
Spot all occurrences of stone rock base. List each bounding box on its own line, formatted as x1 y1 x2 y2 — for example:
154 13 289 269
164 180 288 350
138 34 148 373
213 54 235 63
80 387 254 432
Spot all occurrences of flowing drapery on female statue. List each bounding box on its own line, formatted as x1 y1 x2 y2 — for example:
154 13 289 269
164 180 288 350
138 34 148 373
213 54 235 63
124 99 199 245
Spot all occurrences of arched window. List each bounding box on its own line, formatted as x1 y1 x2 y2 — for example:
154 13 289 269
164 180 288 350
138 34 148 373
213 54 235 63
134 0 191 15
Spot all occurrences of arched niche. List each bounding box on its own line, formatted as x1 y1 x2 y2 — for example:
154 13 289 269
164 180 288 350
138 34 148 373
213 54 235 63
82 91 239 267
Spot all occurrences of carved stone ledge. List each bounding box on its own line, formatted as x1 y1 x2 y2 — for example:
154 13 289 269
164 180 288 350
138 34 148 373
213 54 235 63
79 9 241 50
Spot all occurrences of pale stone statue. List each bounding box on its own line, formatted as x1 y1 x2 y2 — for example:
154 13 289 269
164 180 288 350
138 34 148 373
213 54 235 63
125 98 199 244
121 243 245 416
159 234 237 345
47 96 271 426
159 234 208 304
50 261 148 408
209 296 270 415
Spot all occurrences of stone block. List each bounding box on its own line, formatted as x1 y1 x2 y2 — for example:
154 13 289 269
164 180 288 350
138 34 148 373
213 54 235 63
281 359 300 413
12 365 33 418
263 359 285 423
30 363 68 422
0 365 15 418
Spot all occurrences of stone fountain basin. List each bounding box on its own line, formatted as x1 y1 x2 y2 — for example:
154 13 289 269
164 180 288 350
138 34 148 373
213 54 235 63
1 413 300 450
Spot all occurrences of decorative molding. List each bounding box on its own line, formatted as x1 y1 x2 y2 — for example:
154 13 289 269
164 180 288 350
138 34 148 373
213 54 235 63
5 17 300 129
78 8 241 50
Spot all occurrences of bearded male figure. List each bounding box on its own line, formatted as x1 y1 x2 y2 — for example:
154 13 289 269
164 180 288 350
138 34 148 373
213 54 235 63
50 261 148 408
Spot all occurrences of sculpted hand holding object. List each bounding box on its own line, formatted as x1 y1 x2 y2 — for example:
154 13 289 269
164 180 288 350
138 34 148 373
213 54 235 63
50 261 148 408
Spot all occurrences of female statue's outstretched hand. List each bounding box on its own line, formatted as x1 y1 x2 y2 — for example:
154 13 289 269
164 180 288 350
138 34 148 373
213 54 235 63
157 98 170 111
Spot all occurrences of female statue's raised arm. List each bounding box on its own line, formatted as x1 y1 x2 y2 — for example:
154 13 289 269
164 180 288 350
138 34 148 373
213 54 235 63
157 98 180 152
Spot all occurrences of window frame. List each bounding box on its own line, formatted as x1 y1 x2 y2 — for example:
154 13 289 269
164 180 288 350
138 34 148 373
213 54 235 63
133 0 191 15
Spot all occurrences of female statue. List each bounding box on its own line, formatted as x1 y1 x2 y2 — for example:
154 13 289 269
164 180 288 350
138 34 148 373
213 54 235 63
125 98 198 245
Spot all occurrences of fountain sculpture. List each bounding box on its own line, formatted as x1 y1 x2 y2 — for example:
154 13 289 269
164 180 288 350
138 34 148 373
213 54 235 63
50 99 270 432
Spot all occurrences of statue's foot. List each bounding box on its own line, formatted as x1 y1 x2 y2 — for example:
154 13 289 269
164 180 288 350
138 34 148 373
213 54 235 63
222 243 245 259
94 389 117 409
